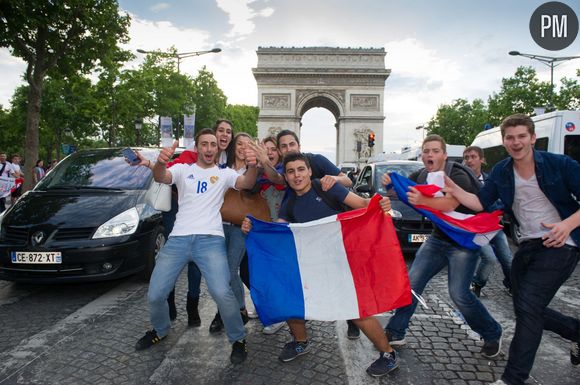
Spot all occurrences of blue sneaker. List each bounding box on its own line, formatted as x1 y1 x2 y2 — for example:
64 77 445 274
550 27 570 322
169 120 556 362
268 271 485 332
278 340 310 362
366 350 399 377
385 329 406 346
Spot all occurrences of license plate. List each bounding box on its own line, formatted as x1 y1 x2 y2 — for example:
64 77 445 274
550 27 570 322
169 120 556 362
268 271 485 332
408 234 429 243
11 251 62 264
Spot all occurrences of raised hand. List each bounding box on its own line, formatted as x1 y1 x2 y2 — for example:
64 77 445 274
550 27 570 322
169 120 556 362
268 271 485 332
158 141 178 164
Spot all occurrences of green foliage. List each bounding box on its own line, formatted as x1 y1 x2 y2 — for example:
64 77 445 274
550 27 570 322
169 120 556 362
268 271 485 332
427 99 490 145
0 0 131 190
224 105 259 137
429 66 579 145
192 67 227 130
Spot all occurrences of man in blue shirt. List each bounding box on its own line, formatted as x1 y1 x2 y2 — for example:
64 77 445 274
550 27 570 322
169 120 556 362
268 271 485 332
444 113 580 385
242 152 399 377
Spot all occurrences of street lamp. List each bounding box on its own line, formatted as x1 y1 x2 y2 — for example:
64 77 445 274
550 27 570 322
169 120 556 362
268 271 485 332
416 125 426 140
136 47 221 73
135 117 143 146
508 51 580 108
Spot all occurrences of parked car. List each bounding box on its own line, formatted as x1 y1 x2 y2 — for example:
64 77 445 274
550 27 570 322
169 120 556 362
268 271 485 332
353 160 432 254
0 148 169 283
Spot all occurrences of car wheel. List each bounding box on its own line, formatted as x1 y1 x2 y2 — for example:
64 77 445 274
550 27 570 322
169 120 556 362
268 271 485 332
141 227 165 281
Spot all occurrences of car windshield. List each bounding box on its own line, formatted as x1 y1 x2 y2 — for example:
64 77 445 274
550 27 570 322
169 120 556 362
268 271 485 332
36 149 157 191
375 162 423 196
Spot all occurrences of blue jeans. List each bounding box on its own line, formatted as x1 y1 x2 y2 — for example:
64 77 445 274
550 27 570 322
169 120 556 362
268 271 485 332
386 236 502 341
147 234 246 343
473 231 513 288
162 196 202 297
502 240 579 385
223 223 247 310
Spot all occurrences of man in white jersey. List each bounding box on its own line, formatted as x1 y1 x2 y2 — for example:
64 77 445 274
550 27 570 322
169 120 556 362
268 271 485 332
135 128 258 365
444 114 580 385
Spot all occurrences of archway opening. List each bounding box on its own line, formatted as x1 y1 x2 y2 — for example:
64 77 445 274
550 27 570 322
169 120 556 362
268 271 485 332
300 107 337 164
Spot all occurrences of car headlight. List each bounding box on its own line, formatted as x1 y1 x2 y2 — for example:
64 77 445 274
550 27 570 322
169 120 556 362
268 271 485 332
93 207 139 239
389 209 403 219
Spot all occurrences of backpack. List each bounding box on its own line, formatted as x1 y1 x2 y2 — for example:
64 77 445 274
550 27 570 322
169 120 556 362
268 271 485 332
304 153 324 179
416 160 482 193
285 179 349 222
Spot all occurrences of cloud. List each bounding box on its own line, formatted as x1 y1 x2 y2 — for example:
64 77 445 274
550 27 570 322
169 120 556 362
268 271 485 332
150 3 170 12
215 0 275 38
127 13 212 62
0 49 26 108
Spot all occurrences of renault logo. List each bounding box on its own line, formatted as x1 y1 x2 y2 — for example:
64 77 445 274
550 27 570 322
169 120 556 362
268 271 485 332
31 231 45 246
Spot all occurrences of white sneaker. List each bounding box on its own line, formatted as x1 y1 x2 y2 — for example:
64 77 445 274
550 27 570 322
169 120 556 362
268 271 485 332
247 309 259 319
263 322 285 335
489 380 507 385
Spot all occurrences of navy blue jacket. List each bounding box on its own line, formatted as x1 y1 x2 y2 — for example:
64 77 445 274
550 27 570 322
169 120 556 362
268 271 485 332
478 150 580 246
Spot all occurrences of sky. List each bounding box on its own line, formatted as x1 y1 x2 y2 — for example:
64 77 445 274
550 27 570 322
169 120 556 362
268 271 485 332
1 0 579 162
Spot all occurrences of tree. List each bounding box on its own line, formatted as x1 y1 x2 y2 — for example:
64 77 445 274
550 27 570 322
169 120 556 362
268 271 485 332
224 104 259 137
487 66 553 123
427 98 490 145
0 0 130 190
192 67 227 130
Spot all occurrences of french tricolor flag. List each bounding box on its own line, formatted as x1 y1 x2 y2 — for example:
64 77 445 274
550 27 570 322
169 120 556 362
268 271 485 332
389 172 503 250
245 195 412 326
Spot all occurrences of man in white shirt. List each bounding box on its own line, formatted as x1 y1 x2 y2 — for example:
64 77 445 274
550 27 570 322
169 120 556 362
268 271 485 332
135 129 258 365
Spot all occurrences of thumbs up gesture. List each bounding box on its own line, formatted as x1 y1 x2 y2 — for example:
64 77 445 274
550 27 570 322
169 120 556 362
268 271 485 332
158 140 178 164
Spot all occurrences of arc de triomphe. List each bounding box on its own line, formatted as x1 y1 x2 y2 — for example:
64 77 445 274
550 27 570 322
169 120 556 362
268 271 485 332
252 47 390 164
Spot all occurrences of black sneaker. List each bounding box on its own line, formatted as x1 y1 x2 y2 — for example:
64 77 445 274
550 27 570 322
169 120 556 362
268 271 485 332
481 332 502 358
278 340 310 362
135 330 165 351
366 350 399 377
230 339 248 364
209 312 224 333
571 341 580 366
347 320 360 339
240 309 250 325
168 290 177 321
384 329 406 346
471 283 483 298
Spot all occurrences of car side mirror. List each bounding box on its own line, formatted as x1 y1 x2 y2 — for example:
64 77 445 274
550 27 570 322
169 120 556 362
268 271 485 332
356 184 372 194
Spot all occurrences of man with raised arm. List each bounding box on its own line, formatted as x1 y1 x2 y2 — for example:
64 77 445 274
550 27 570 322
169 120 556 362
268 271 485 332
381 135 503 360
135 128 258 365
443 114 580 385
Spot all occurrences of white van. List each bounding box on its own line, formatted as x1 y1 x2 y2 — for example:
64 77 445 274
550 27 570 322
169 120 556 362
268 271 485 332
471 110 580 171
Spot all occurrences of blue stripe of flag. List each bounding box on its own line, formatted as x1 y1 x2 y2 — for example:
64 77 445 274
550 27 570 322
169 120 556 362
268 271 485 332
390 172 481 250
246 218 305 326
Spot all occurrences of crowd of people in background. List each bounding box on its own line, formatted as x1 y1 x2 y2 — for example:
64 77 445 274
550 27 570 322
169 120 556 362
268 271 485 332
0 153 58 213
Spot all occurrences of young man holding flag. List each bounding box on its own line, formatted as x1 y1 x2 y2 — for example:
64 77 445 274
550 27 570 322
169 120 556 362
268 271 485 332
242 152 406 377
443 114 580 385
381 134 503 358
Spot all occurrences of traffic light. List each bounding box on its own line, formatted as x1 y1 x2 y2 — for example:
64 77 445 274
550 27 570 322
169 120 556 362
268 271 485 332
368 132 375 147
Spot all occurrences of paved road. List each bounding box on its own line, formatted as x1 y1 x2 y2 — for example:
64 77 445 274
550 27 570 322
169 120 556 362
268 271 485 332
0 254 578 384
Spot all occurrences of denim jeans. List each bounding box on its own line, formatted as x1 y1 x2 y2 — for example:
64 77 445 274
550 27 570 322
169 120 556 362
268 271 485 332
502 240 579 385
162 196 202 297
473 231 513 288
223 223 247 310
147 234 245 343
386 236 502 341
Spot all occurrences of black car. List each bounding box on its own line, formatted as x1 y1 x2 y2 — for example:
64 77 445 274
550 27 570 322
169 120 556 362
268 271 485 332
353 160 432 255
0 148 168 283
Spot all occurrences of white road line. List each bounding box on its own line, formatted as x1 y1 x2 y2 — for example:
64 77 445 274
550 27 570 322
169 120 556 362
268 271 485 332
0 280 144 383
